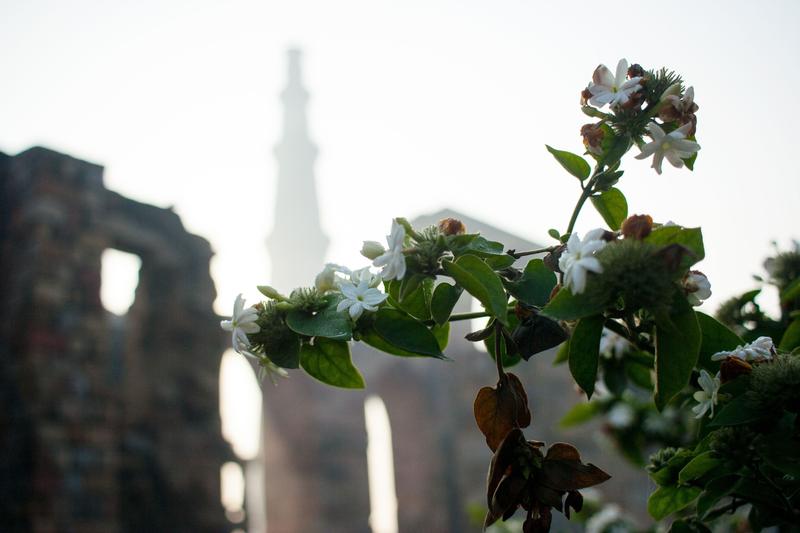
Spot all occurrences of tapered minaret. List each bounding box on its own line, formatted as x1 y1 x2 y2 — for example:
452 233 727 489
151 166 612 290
268 48 329 291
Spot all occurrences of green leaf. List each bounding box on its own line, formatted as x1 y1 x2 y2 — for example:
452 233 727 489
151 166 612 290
649 449 695 486
559 401 601 428
451 235 507 258
553 340 569 365
545 145 591 180
541 285 607 321
779 318 800 351
361 329 426 358
600 133 631 168
372 308 445 358
285 294 353 341
696 312 743 371
645 226 705 270
568 315 605 398
264 331 301 369
485 311 521 368
678 451 722 484
504 259 557 307
389 276 433 321
442 256 509 325
647 485 702 521
432 322 450 351
548 228 561 240
697 475 738 518
709 394 765 427
625 360 653 390
300 339 365 389
430 282 463 325
654 299 701 410
780 277 800 303
590 188 628 231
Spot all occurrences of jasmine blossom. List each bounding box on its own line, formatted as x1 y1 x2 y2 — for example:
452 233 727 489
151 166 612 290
635 123 700 175
220 294 261 354
336 278 388 320
586 59 643 107
559 229 607 294
692 370 720 418
373 220 407 280
683 270 712 306
711 336 776 362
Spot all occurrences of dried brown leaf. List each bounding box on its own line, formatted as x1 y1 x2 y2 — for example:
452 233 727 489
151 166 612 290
474 373 532 451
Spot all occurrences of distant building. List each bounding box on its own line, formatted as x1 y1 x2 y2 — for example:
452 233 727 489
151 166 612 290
0 147 235 532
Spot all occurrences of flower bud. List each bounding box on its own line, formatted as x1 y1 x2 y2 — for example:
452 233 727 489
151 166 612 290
360 240 386 260
659 82 681 102
682 270 712 306
621 214 653 240
257 285 287 301
438 217 466 236
627 63 645 79
581 123 604 155
314 265 338 292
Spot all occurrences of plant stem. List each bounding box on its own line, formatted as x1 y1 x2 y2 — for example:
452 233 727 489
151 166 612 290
565 177 596 237
494 321 506 380
604 318 652 354
447 311 490 322
507 246 558 259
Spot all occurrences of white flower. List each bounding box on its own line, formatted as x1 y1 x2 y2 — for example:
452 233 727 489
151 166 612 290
683 271 712 306
372 220 407 280
692 370 720 419
586 504 623 533
711 336 775 362
607 403 635 429
336 278 388 320
635 122 700 175
256 358 290 385
315 263 351 292
559 228 607 294
220 294 260 354
663 86 696 113
586 59 643 108
350 267 382 288
599 328 631 359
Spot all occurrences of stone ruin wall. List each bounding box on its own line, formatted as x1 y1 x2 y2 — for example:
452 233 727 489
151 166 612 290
0 147 234 533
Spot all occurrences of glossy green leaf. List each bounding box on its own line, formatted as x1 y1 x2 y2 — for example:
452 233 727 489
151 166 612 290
779 317 800 351
697 475 739 518
696 312 743 371
264 332 301 369
568 315 605 398
300 339 365 389
373 308 445 358
780 277 800 303
389 276 433 321
285 294 353 341
600 133 631 168
553 340 569 365
559 401 601 428
654 300 701 410
504 259 557 307
430 282 463 325
432 322 450 351
541 285 607 321
647 485 701 521
361 329 426 358
709 394 765 427
646 226 705 270
590 188 628 231
678 451 722 484
442 255 509 325
546 145 591 180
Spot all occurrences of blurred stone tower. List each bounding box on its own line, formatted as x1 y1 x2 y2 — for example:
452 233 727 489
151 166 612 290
267 48 329 292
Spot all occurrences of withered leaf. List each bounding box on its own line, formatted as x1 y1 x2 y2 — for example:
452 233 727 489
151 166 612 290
474 373 532 451
531 484 563 511
544 442 581 462
466 323 495 342
512 314 568 360
486 428 526 509
485 471 527 530
541 459 610 491
523 506 552 533
564 490 583 519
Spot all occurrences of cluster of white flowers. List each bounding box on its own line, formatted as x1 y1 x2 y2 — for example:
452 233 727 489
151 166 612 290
711 336 776 363
683 271 712 306
692 369 721 419
559 228 607 294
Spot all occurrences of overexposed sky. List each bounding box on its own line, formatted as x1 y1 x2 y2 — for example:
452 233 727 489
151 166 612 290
2 0 799 316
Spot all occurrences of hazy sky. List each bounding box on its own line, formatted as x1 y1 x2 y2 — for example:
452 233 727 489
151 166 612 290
2 0 799 317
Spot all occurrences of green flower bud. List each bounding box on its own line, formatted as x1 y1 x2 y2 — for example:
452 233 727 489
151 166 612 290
258 285 288 301
360 240 386 260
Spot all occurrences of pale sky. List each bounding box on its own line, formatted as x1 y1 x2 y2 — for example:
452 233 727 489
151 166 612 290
2 0 799 318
